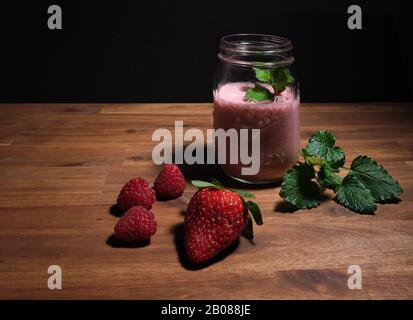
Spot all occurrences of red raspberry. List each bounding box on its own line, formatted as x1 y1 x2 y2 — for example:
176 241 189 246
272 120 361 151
153 164 186 199
114 206 157 241
117 178 156 212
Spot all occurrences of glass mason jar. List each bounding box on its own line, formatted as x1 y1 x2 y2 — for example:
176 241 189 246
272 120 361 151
213 34 300 184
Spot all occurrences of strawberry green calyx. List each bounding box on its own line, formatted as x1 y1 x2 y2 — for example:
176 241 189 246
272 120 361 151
191 179 263 240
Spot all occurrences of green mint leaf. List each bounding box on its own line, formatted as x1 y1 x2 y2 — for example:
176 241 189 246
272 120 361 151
318 164 342 190
242 216 254 240
274 67 295 83
335 172 377 214
272 82 286 94
305 130 345 169
246 201 263 225
272 67 295 94
279 163 321 209
349 156 403 203
246 66 294 101
245 83 273 102
253 67 273 83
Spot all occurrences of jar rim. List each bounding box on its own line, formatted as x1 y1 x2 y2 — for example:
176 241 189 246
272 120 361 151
218 34 294 67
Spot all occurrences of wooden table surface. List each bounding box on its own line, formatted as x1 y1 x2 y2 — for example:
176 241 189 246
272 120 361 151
0 103 412 300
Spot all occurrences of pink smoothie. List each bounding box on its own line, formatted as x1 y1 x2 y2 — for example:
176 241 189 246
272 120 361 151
213 82 300 182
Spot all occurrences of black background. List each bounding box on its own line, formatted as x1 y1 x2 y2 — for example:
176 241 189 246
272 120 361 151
0 0 412 103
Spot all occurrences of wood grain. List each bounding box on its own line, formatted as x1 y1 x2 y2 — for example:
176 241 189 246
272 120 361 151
0 102 412 300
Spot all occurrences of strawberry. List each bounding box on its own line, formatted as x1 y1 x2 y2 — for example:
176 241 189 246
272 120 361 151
184 180 263 264
154 164 186 199
114 206 157 241
117 177 156 212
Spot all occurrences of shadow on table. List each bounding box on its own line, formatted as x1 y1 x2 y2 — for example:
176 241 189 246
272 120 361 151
273 201 299 213
109 204 123 217
177 144 280 190
106 234 151 248
170 222 239 271
273 193 334 214
380 197 402 205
